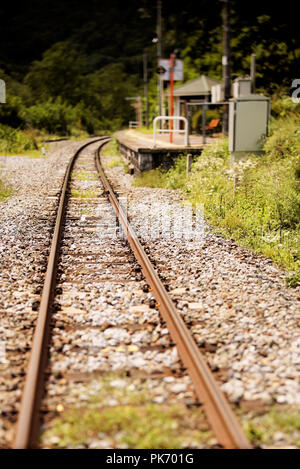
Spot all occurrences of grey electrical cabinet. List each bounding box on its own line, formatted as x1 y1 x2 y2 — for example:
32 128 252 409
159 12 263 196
229 95 270 156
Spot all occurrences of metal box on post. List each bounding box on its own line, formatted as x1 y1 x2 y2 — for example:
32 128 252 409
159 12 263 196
229 95 270 159
233 77 252 98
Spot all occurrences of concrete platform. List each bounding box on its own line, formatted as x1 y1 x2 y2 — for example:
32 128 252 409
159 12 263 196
115 130 216 172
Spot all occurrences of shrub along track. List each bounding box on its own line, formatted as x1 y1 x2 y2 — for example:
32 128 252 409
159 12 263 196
13 138 250 449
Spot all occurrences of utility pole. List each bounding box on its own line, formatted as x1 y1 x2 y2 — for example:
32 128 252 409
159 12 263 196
222 0 231 135
125 97 142 127
169 52 175 143
156 0 163 116
143 53 149 128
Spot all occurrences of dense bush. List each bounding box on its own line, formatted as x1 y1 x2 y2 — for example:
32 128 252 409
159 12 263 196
189 133 300 274
0 124 38 153
20 98 77 135
24 42 89 105
271 96 300 119
134 120 300 278
0 94 26 128
0 42 137 136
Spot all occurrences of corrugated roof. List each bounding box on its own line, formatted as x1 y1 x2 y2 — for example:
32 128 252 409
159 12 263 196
170 75 222 96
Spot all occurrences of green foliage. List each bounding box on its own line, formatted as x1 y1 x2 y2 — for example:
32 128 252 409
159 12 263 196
134 155 188 190
133 168 167 189
88 63 137 129
271 96 300 120
101 137 120 158
0 124 38 153
41 374 211 449
265 121 300 165
45 404 204 449
286 272 300 288
0 42 137 136
102 137 130 172
1 2 300 134
0 178 12 200
0 94 26 128
21 98 77 135
70 188 98 199
181 26 223 81
146 74 161 123
134 117 300 281
132 126 153 135
188 135 300 277
242 406 300 447
164 156 188 189
24 42 89 105
21 45 137 133
72 170 98 181
76 104 103 135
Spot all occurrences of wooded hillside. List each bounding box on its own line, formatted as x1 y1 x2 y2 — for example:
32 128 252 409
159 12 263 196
0 0 299 133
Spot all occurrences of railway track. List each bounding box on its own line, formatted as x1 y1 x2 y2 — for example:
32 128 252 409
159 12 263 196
13 137 251 449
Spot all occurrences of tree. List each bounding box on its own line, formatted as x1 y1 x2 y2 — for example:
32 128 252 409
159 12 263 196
24 41 90 105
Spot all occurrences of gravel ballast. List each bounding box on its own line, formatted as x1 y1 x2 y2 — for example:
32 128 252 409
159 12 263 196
1 139 300 449
0 140 97 447
101 146 300 448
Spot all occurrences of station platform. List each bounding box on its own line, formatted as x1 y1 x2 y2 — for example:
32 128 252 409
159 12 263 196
115 130 215 173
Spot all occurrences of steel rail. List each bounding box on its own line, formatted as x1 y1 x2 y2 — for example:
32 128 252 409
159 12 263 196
14 137 110 449
95 146 252 449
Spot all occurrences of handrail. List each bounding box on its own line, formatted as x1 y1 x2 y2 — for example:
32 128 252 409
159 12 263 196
153 116 189 147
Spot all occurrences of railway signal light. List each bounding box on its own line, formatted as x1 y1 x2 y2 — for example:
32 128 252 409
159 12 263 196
157 65 166 75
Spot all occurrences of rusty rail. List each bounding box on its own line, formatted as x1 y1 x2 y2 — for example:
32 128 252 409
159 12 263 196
13 136 251 449
14 138 110 449
95 145 252 449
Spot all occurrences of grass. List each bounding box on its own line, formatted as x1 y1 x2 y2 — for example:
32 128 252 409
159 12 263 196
106 157 122 169
241 406 300 447
133 120 300 285
0 124 100 157
101 137 119 158
133 168 168 188
40 374 212 449
72 170 98 181
14 148 49 158
133 155 187 190
130 126 153 135
69 130 91 141
285 271 300 288
79 209 92 215
0 124 65 158
0 179 12 201
70 189 99 199
102 137 129 173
